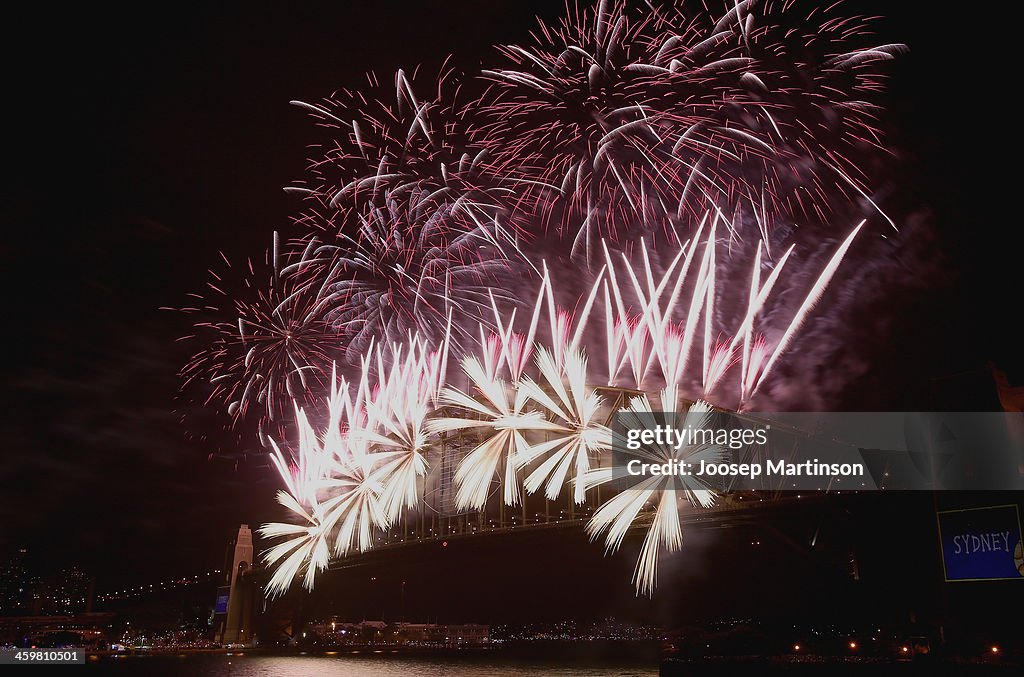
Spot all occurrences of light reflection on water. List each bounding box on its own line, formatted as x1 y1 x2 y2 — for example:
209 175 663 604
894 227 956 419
84 653 659 676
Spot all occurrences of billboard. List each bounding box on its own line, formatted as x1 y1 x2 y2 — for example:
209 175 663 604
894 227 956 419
936 505 1024 582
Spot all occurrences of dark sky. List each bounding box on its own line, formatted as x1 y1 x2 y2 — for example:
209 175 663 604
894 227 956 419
1 0 1020 611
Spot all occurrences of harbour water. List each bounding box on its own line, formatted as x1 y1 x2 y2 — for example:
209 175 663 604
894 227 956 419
81 646 660 676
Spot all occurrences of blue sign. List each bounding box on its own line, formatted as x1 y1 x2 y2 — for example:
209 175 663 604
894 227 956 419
937 505 1024 581
214 586 230 614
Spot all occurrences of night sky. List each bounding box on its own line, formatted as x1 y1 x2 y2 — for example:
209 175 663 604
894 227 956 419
1 0 1020 619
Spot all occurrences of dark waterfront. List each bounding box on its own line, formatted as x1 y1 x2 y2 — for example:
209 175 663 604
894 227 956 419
77 648 1022 677
81 644 661 676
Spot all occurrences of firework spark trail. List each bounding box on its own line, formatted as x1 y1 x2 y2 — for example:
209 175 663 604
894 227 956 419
748 220 866 398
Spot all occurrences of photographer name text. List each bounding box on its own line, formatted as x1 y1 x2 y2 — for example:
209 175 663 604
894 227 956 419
624 459 865 480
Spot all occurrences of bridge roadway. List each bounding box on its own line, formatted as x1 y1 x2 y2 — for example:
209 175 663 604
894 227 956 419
327 491 843 571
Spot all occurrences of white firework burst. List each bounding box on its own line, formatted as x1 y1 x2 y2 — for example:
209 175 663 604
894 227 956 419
581 391 724 596
354 333 449 521
259 374 391 596
428 353 563 512
517 346 612 504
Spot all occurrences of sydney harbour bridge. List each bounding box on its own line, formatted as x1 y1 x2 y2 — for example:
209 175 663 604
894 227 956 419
327 384 863 572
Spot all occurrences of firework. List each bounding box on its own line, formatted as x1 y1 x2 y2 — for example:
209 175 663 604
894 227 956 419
288 66 529 294
260 379 387 596
353 332 450 521
179 0 909 597
179 234 338 440
472 0 678 256
251 214 867 595
290 69 440 205
311 186 522 355
516 346 612 504
258 329 457 595
428 354 561 511
472 0 904 254
581 392 724 596
281 67 539 354
254 216 868 594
